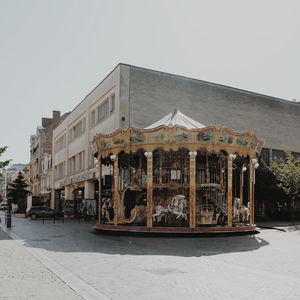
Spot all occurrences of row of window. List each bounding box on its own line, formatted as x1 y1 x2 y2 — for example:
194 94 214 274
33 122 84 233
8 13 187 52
69 151 85 175
55 150 91 179
55 93 115 153
55 162 65 180
55 135 66 152
41 176 51 191
68 118 86 142
260 148 300 164
90 94 115 127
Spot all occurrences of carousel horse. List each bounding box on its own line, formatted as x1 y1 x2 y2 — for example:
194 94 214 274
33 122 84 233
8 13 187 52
233 197 241 220
101 197 114 222
152 205 169 223
152 195 187 223
239 202 250 223
168 195 188 221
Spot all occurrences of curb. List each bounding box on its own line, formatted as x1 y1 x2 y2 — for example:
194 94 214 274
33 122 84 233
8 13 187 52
256 225 286 232
0 225 111 300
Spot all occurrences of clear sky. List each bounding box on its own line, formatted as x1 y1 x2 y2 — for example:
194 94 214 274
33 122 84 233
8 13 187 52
0 0 299 164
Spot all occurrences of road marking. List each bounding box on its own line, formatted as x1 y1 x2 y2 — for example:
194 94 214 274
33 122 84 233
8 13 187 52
1 226 111 300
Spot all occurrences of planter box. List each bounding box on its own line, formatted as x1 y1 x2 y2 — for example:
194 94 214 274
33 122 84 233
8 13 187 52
15 213 26 218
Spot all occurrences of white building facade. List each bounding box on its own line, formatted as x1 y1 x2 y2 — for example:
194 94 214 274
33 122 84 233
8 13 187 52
52 65 130 216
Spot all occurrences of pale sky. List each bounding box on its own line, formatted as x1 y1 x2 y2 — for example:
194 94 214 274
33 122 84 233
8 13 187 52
0 0 299 164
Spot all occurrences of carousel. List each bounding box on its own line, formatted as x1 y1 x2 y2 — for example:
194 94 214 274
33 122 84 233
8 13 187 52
92 109 264 234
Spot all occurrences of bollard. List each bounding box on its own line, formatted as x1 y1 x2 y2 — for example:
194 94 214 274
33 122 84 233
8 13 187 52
6 212 11 228
42 218 44 224
53 216 56 224
6 196 12 228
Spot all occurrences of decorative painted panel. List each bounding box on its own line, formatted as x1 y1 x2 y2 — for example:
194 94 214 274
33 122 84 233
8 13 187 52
219 132 233 144
236 135 248 146
197 129 214 142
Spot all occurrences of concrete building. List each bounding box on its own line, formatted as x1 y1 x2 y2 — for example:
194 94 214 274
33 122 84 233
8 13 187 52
52 63 300 214
30 111 69 206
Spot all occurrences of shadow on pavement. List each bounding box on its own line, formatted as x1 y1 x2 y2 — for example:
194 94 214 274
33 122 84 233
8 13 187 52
1 215 270 257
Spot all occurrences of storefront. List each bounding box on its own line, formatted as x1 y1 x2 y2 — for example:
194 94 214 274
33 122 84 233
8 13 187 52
56 171 99 218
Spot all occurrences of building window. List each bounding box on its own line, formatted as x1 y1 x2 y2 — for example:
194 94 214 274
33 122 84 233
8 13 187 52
55 135 66 152
272 149 286 161
97 99 109 122
292 152 300 160
55 162 65 180
90 110 96 127
69 119 85 142
110 94 115 112
69 151 85 175
260 148 270 165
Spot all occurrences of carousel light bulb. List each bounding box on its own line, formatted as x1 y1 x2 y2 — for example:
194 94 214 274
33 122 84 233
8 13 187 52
252 158 258 165
144 152 152 158
229 154 237 161
255 163 259 169
189 151 197 157
242 166 247 172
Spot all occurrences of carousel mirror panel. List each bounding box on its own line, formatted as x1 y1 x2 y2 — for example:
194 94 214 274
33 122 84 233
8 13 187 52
195 151 227 226
152 148 190 227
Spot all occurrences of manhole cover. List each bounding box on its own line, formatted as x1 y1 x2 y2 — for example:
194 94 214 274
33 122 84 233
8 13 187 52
31 239 50 242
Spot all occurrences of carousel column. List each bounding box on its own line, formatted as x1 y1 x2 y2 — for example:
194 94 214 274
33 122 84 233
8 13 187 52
98 154 102 223
227 154 236 227
145 152 153 228
239 165 244 207
111 154 119 225
249 158 258 225
189 151 197 228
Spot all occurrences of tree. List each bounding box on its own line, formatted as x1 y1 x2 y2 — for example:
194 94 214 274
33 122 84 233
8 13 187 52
7 171 31 213
270 152 300 225
0 146 10 176
255 161 288 219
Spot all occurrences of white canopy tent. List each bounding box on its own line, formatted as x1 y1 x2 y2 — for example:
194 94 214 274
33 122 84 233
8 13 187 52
144 108 205 129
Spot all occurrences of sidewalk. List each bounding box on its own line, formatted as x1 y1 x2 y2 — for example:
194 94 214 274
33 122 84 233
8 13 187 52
256 221 300 231
1 214 300 300
0 227 82 300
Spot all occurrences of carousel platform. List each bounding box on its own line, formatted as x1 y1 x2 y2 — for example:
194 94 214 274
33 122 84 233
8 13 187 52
94 223 257 235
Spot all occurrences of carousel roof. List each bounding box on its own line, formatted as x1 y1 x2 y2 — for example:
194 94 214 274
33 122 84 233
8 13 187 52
92 108 264 158
144 108 205 129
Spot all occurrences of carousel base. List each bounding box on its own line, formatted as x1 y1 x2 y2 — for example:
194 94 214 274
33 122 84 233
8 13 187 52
94 223 257 236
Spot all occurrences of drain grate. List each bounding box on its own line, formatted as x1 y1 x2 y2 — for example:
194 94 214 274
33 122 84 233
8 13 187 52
31 239 50 242
48 235 65 238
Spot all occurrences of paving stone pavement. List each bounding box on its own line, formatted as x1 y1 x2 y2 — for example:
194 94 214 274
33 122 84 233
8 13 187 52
1 213 300 300
0 226 82 300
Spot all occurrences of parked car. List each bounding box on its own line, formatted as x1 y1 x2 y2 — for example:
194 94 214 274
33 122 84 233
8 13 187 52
27 206 63 220
0 202 7 211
